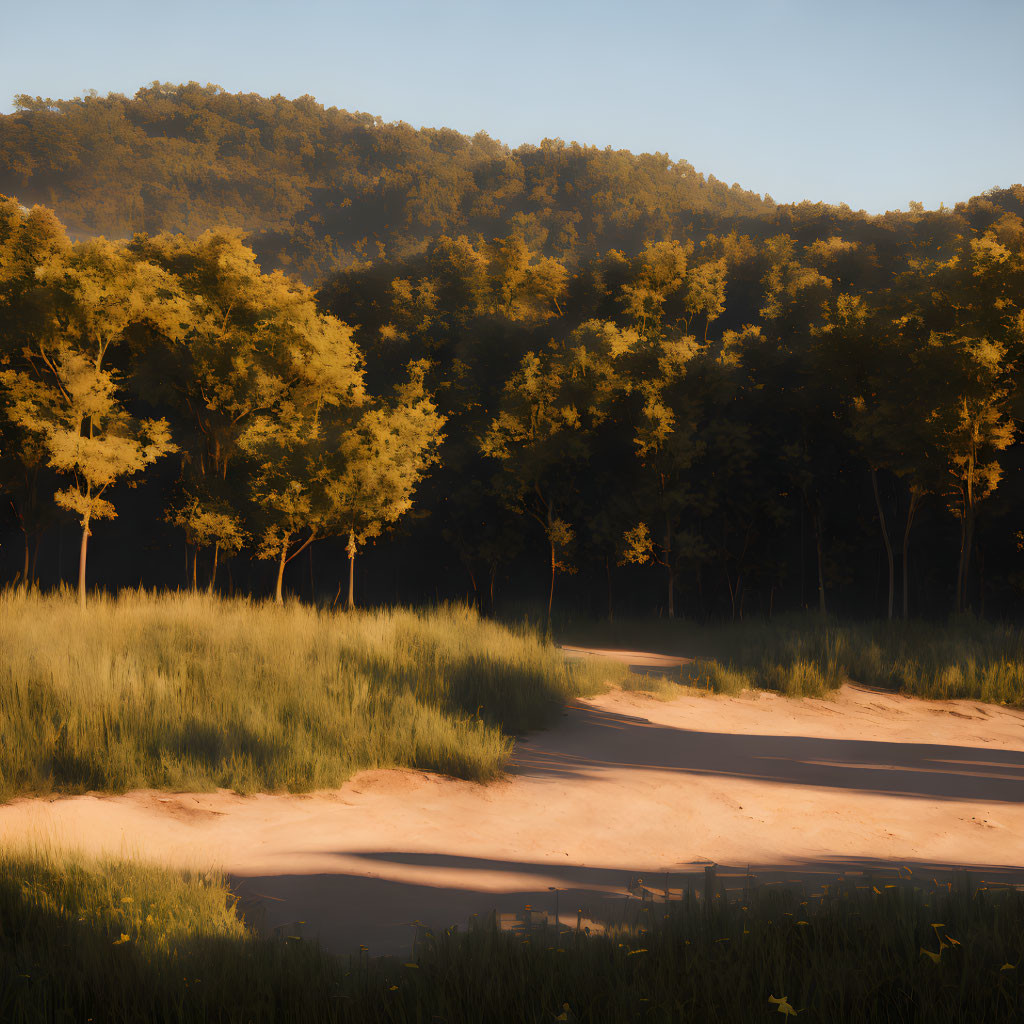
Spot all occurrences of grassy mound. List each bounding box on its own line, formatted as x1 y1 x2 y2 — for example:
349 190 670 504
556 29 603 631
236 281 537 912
0 590 629 800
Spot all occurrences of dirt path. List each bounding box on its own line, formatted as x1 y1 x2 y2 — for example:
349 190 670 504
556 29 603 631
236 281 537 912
3 654 1024 957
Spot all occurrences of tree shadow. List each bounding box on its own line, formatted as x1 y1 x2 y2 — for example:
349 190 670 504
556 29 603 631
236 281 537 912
509 701 1024 801
232 850 1024 958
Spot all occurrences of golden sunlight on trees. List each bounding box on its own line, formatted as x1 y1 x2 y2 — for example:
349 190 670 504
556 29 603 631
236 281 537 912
1 226 178 605
2 162 1024 618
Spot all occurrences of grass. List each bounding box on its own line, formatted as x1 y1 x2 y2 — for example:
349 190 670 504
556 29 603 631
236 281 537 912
561 613 1024 705
3 848 1022 1022
0 589 631 801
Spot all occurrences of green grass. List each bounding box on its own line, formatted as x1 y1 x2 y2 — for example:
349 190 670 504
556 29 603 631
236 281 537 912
561 614 1024 705
0 589 631 801
3 849 1023 1022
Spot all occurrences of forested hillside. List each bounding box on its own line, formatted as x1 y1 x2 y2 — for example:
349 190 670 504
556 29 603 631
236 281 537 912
1 84 1023 620
0 83 777 281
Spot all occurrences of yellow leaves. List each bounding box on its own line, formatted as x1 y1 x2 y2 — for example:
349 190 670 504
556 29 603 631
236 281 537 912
920 947 942 964
554 1003 571 1021
113 933 131 945
769 995 799 1016
619 522 654 567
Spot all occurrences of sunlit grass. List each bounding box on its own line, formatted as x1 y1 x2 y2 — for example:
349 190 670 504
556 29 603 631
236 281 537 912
3 849 1022 1022
0 589 630 801
562 613 1024 705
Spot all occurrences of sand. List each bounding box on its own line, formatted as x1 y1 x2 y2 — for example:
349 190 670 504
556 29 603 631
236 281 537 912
3 649 1024 957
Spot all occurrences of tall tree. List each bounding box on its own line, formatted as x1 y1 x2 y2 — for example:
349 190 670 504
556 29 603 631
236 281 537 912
323 361 445 609
131 229 365 594
481 328 615 626
1 238 178 604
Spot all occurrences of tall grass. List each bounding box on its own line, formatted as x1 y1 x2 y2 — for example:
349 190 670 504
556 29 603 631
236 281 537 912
4 848 1022 1022
0 589 629 800
563 613 1024 705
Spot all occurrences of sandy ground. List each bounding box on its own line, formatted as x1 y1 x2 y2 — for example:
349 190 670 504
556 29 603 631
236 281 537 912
3 648 1024 957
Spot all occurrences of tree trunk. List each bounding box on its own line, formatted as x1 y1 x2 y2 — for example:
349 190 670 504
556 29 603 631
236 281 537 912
870 468 895 620
347 530 356 610
77 521 89 608
547 537 556 628
605 555 614 623
725 566 737 622
665 515 675 619
208 542 220 595
191 544 198 592
812 508 826 615
274 539 288 605
956 506 976 614
31 533 40 586
22 534 30 588
901 489 920 620
799 500 806 609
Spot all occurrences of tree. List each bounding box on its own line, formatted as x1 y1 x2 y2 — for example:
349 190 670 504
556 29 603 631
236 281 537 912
1 237 177 604
929 335 1015 613
323 361 445 609
481 330 614 626
1 198 74 585
166 493 248 593
131 229 365 600
848 324 947 620
618 334 708 618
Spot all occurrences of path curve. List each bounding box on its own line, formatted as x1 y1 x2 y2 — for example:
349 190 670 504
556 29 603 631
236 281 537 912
3 647 1024 956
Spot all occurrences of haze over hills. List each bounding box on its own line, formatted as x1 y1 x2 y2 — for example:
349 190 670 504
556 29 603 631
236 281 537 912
8 82 1020 287
0 83 778 280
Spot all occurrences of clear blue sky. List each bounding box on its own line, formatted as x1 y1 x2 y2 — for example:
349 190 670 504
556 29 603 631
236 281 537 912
4 0 1022 214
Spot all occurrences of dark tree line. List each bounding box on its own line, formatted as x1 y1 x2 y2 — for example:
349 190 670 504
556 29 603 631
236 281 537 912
1 85 1023 621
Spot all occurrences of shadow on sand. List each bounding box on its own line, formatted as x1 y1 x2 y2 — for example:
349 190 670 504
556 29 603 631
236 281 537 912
512 701 1024 802
233 698 1024 956
232 851 1024 958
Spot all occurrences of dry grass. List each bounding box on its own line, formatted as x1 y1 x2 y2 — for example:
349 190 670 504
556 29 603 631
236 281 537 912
562 613 1024 705
0 589 630 800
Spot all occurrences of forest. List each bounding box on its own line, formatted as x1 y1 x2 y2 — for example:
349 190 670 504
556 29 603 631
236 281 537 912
2 83 1024 622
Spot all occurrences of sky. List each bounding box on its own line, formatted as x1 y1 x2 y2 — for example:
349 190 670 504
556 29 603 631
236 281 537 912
3 0 1022 214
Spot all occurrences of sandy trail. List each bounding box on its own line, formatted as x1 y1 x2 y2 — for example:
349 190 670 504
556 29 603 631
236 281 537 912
3 652 1024 957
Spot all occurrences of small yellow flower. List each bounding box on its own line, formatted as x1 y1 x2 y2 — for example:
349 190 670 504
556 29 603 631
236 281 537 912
769 995 799 1016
